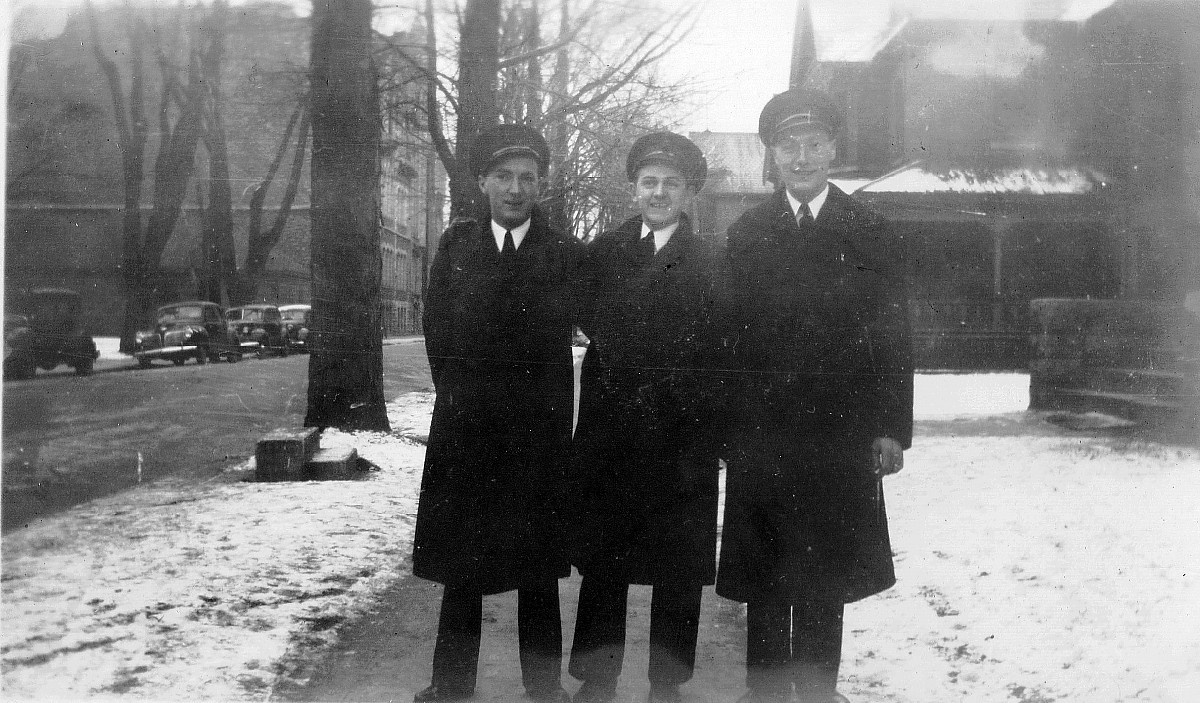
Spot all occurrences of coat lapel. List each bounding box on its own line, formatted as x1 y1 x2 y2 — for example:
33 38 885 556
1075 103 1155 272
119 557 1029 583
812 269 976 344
645 218 693 285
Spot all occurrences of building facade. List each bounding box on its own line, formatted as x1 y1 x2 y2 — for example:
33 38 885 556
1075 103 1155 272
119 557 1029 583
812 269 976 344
6 4 447 338
691 1 1198 369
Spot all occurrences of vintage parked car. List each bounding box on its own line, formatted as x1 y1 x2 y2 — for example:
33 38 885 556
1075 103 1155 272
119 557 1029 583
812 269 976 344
278 304 311 352
3 288 100 379
133 301 242 367
226 304 289 357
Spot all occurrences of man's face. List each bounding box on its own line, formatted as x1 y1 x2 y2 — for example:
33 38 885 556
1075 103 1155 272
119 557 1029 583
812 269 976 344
770 124 836 202
632 162 696 230
478 156 541 229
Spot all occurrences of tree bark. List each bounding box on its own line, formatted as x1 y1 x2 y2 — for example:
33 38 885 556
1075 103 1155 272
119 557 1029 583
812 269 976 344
200 0 236 305
304 0 389 431
89 5 149 352
449 0 500 220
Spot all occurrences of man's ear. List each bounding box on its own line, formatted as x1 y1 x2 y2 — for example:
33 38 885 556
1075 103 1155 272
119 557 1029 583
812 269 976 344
477 174 487 193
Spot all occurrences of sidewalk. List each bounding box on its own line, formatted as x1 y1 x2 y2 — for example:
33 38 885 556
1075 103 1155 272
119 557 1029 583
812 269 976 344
4 376 1200 702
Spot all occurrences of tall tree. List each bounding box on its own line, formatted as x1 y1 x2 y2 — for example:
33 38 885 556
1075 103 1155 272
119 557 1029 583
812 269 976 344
449 0 501 220
238 101 311 303
88 2 210 352
380 0 697 237
198 0 236 305
304 0 389 431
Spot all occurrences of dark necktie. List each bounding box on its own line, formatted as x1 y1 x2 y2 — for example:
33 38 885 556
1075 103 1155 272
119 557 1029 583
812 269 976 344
501 230 517 260
797 202 815 228
640 233 656 260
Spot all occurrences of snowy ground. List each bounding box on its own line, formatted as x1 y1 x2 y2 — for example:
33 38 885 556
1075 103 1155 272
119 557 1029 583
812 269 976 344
3 374 1199 702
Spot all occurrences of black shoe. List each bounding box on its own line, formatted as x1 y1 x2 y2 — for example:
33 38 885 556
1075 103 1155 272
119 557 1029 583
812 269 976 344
575 679 618 703
648 683 682 703
413 683 473 702
527 685 573 703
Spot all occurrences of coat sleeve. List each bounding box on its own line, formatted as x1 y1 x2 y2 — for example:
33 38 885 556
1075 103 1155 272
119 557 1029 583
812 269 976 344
865 226 915 449
423 222 466 389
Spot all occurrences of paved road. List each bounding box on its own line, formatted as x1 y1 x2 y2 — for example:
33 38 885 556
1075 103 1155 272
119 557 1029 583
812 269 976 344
1 339 432 532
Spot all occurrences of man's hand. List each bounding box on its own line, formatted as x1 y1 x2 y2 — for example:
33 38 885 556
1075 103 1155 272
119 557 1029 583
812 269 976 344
871 437 904 476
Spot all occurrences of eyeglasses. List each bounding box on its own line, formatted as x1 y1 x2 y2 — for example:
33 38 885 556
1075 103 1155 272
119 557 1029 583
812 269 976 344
772 137 836 159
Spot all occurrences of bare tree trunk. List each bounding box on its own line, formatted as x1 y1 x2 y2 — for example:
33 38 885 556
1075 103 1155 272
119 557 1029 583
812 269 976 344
450 0 500 220
89 4 149 352
304 0 389 431
200 0 235 305
240 102 310 304
543 0 572 233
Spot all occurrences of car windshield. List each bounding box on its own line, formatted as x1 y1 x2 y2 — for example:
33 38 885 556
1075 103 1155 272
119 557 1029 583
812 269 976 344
281 309 308 323
157 306 204 324
237 309 267 322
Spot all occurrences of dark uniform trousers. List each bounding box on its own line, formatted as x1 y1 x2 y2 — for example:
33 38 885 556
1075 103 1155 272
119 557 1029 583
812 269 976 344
745 596 844 699
431 582 563 694
568 575 703 688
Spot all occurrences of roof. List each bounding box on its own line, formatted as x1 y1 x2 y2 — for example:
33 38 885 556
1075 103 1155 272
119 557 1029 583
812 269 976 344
157 301 220 310
855 162 1110 196
805 0 1117 64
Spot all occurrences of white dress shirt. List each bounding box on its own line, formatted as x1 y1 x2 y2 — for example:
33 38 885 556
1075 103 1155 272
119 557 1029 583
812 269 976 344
490 219 531 251
785 184 829 222
639 220 681 254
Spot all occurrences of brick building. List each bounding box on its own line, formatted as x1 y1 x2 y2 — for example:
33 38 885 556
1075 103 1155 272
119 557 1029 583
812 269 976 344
6 2 445 337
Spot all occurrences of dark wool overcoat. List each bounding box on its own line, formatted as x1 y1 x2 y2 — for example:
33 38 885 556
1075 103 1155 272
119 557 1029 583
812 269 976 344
716 185 914 605
564 215 727 586
412 210 585 595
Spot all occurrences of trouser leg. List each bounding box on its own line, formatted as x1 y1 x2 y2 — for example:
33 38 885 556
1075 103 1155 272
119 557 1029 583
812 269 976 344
518 581 564 693
744 600 793 698
648 583 703 688
568 575 628 686
791 595 844 699
431 583 483 693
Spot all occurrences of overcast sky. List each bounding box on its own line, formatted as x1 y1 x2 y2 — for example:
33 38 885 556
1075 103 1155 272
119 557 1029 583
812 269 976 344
4 0 1121 134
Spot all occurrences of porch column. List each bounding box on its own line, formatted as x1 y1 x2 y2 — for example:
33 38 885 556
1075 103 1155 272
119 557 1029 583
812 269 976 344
991 221 1010 328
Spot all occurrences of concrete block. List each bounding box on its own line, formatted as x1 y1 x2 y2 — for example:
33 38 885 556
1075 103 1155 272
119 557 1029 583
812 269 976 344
303 446 360 481
256 427 320 482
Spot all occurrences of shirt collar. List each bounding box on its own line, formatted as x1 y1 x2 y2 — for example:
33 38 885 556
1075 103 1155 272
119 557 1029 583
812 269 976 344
785 184 829 222
640 219 680 253
490 218 531 251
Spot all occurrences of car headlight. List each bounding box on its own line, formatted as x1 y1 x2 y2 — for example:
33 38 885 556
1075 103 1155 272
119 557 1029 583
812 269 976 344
135 330 152 343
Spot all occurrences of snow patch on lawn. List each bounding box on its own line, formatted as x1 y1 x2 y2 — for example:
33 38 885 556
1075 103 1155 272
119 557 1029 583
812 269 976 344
1 398 430 701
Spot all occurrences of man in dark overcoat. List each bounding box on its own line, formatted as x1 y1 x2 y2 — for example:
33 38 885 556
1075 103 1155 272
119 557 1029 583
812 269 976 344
412 124 584 703
717 89 914 703
564 132 727 703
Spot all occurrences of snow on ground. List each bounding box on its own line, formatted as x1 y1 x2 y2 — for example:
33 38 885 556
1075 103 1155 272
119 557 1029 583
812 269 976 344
1 396 432 702
3 376 1200 702
95 338 124 361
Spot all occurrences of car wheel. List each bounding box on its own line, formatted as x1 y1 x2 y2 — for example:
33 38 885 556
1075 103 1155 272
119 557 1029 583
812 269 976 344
74 358 94 376
172 357 186 366
196 348 208 364
227 352 241 363
4 354 37 380
138 357 153 369
279 339 290 357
